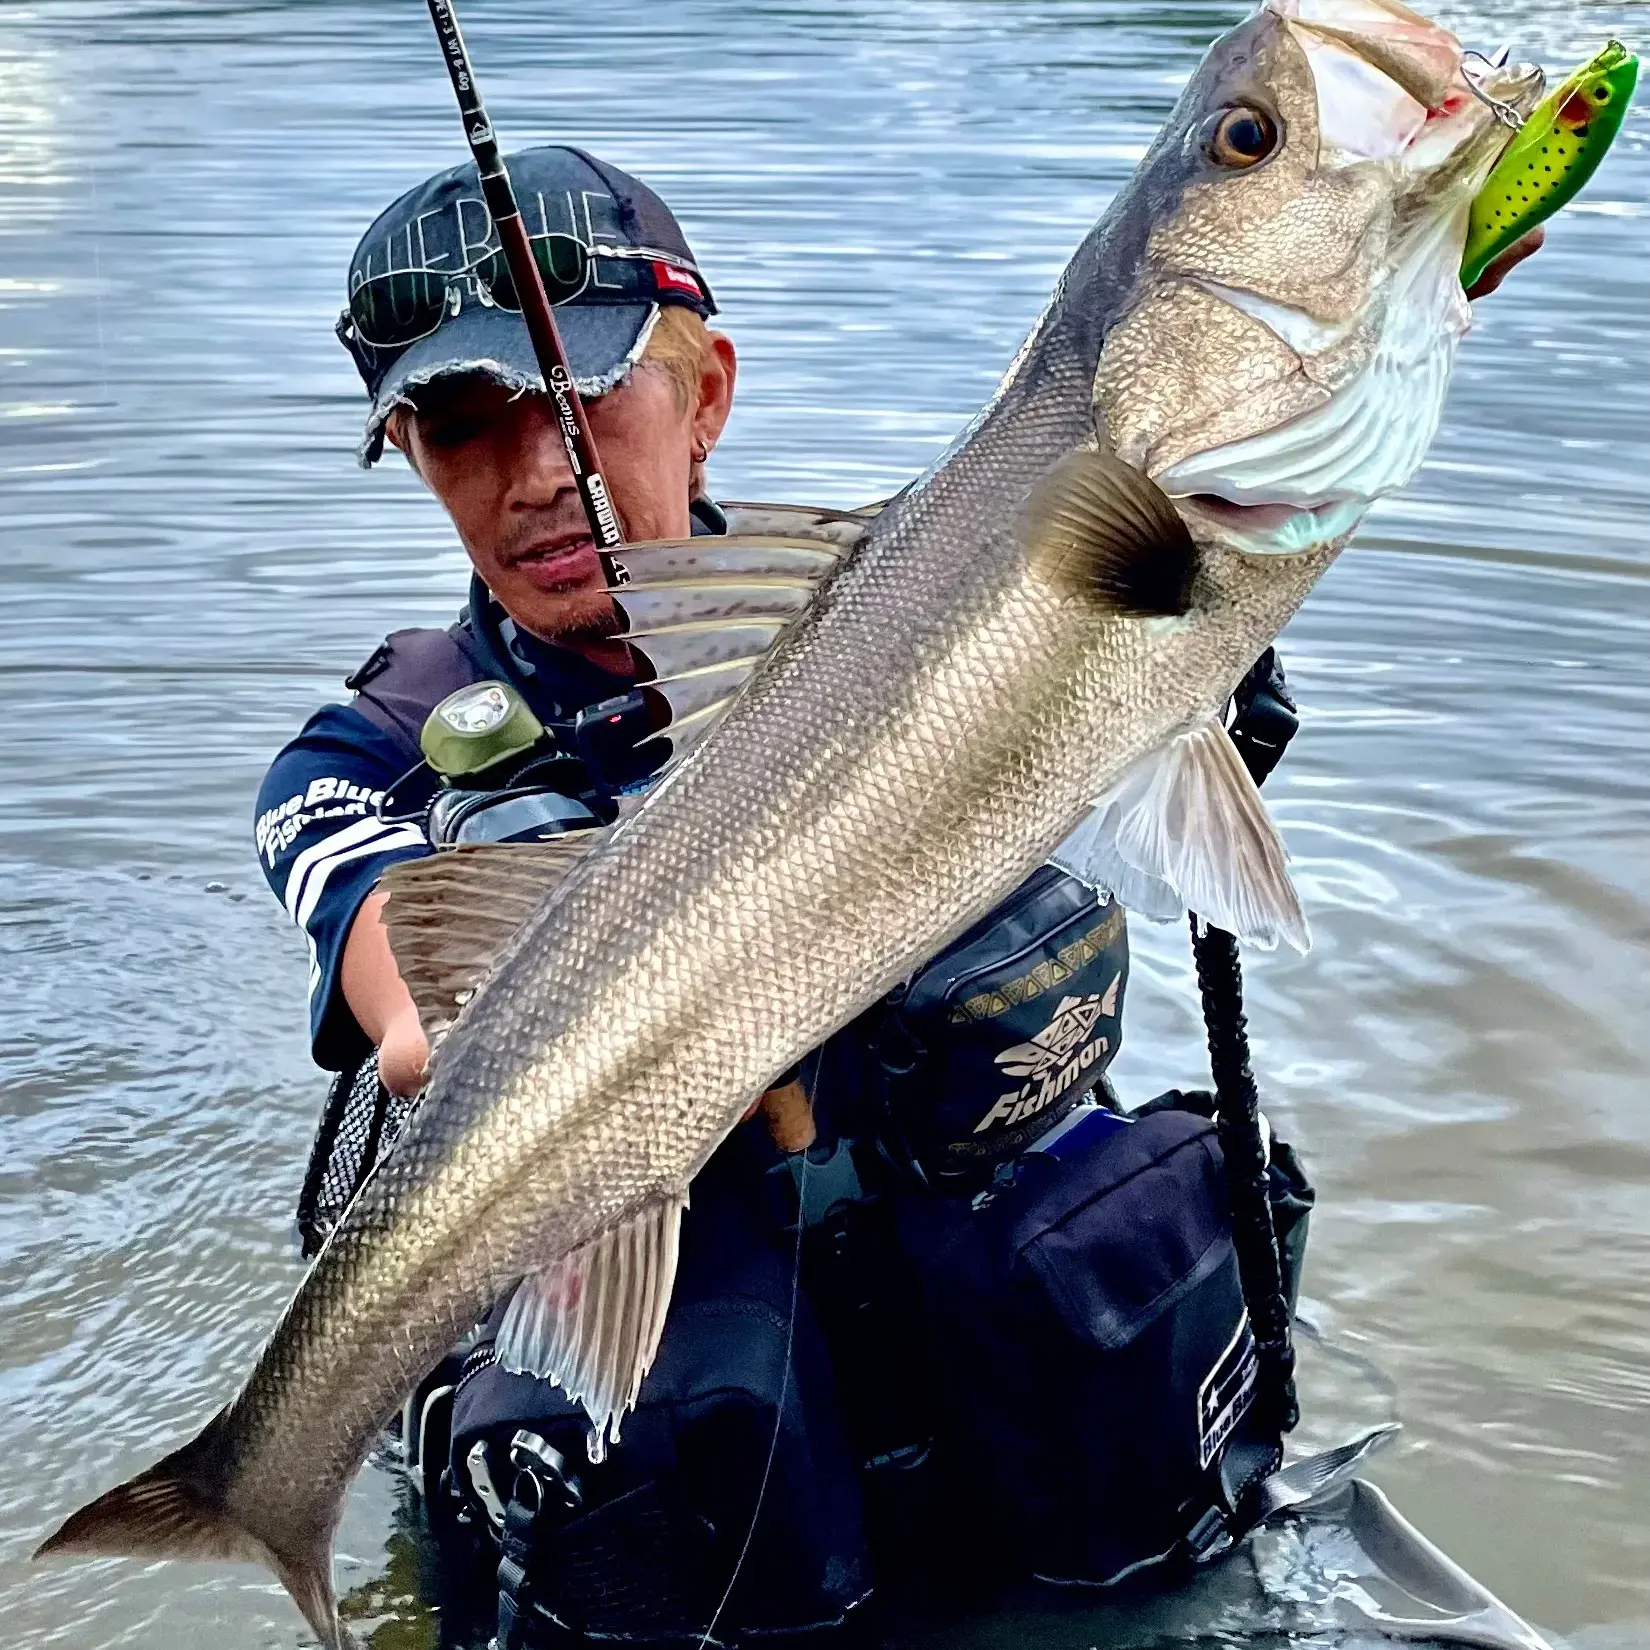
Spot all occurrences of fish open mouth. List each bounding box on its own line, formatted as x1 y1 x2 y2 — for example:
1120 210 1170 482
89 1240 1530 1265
1174 491 1367 555
1151 0 1543 553
1273 0 1539 170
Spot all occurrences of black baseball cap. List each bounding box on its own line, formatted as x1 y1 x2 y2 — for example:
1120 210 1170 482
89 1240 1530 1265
338 145 717 466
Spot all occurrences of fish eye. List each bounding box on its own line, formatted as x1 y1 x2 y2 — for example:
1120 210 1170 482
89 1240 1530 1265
1207 105 1280 169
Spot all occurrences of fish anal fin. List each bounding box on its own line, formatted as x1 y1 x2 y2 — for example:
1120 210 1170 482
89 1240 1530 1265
35 1409 352 1649
1023 449 1197 617
1051 718 1309 951
497 1191 689 1464
381 835 611 1055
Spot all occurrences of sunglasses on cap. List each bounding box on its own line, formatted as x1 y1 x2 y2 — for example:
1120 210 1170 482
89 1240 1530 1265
344 230 595 353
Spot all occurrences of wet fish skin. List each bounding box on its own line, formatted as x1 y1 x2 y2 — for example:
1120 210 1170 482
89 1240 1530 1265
35 6 1538 1645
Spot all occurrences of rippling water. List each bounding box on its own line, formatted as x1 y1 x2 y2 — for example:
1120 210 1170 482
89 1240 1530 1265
2 0 1646 1644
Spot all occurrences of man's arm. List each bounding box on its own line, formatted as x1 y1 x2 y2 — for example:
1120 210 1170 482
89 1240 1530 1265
341 890 429 1098
254 706 430 1079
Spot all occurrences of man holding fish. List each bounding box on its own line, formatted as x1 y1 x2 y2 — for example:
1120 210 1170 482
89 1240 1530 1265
38 2 1556 1644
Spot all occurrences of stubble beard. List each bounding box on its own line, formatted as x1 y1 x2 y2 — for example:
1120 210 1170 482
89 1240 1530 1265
520 580 624 646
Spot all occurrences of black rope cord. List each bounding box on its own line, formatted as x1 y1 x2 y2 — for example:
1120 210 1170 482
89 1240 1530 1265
1191 919 1298 1433
1193 646 1300 1435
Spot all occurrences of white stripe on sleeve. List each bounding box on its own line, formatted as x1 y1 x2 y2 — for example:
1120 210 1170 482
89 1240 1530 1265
295 823 427 934
295 822 427 1002
284 815 413 925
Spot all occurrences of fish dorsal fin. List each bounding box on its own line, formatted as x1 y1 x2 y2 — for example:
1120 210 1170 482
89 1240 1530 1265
497 1190 690 1463
380 834 609 1051
588 526 867 774
607 538 844 586
611 577 819 634
719 501 876 547
1022 449 1197 616
621 617 790 682
597 529 863 736
1051 717 1309 951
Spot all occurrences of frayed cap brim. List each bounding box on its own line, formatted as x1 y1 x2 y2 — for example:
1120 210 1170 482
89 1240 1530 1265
358 302 659 467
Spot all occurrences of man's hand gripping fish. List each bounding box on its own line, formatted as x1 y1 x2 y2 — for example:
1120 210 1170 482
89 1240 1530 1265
36 4 1542 1644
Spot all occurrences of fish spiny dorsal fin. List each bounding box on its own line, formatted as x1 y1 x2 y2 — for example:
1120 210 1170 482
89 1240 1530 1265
380 834 611 1054
606 537 845 586
719 501 878 545
1022 449 1197 617
596 529 865 733
496 1189 690 1464
1050 717 1310 952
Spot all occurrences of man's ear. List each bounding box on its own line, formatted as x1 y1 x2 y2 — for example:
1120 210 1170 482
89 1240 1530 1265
384 406 423 478
691 332 737 454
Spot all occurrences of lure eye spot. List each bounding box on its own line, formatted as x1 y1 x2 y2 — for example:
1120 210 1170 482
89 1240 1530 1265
1204 105 1280 169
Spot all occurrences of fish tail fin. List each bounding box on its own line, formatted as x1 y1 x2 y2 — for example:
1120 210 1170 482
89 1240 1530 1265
34 1407 352 1650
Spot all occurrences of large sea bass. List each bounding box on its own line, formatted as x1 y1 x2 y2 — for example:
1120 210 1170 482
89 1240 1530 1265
39 4 1538 1643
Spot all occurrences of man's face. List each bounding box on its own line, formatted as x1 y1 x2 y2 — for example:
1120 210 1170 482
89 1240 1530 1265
391 334 735 649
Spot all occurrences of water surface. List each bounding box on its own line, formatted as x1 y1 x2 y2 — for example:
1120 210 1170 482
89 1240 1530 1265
1 0 1646 1644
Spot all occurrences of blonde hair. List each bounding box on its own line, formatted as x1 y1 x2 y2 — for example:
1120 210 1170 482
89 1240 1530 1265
641 304 715 413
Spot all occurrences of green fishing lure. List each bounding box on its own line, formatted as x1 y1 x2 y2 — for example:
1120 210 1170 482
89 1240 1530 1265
1462 40 1638 290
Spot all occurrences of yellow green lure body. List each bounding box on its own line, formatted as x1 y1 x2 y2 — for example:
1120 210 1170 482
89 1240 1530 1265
1462 41 1638 290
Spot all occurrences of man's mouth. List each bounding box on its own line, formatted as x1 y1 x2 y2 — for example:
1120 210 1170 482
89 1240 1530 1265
508 534 602 590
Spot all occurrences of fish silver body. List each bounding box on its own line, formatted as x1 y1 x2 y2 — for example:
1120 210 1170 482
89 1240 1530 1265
36 4 1540 1643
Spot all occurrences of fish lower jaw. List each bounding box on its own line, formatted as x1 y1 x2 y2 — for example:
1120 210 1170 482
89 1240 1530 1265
1171 490 1367 555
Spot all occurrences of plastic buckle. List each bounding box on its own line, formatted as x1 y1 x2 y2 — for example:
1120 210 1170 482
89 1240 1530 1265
1227 651 1299 789
343 640 393 693
1229 689 1298 787
1184 1504 1235 1564
495 1432 581 1650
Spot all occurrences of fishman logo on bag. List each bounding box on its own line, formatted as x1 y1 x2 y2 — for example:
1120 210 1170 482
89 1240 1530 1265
973 974 1121 1134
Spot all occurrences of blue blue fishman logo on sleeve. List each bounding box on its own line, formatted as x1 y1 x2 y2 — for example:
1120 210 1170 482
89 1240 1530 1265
256 778 388 867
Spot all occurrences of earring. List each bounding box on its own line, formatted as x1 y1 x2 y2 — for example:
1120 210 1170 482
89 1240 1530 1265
692 437 713 464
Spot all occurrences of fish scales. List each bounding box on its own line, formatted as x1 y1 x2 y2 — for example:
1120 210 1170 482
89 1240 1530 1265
36 5 1544 1644
195 275 1309 1554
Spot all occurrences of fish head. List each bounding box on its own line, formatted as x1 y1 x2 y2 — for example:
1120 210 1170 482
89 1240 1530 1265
1094 0 1542 557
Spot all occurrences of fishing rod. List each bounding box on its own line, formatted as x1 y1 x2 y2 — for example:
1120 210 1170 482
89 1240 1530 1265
424 0 625 551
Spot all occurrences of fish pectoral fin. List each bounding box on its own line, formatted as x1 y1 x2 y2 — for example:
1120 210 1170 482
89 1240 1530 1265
34 1406 352 1648
497 1191 690 1465
1051 718 1310 952
380 833 614 1055
1022 449 1197 617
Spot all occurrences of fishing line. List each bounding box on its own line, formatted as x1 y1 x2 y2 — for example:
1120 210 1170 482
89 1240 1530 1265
697 1149 810 1650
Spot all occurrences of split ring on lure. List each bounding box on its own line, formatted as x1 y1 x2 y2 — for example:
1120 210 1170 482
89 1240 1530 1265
1461 40 1638 291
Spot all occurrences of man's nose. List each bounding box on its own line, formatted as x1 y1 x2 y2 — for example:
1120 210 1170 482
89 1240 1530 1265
508 394 577 507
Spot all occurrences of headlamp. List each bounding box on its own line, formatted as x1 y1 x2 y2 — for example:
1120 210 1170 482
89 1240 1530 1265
420 680 546 779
